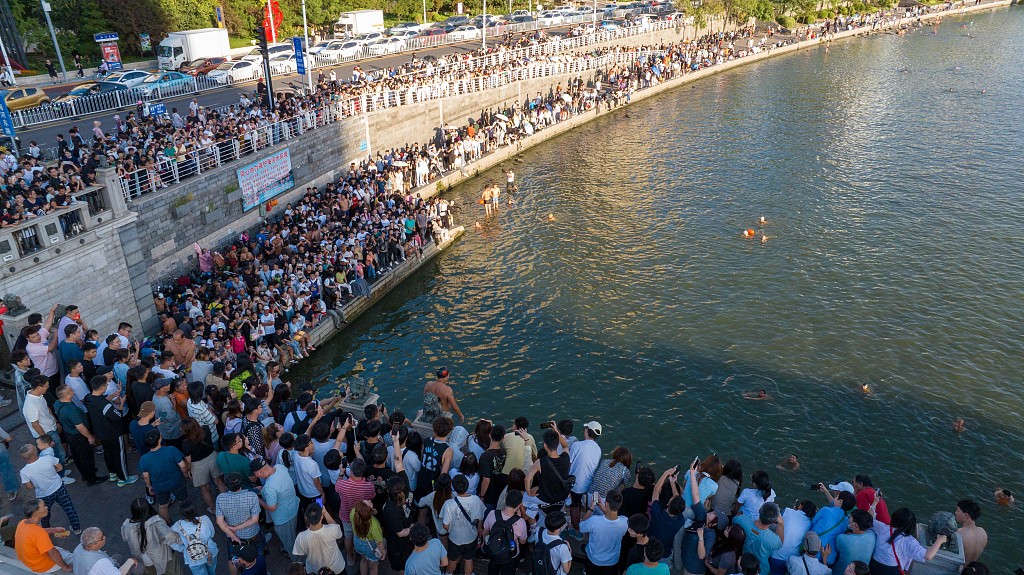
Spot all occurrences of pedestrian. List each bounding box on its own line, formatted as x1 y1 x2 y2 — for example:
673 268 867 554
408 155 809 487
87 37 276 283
23 374 67 470
440 473 485 575
216 473 264 554
73 526 138 575
171 501 219 575
292 502 345 574
18 443 81 534
0 424 19 501
84 375 138 487
252 456 299 559
139 429 190 524
405 523 449 575
180 417 224 515
45 60 58 83
52 384 104 486
480 489 529 575
351 499 386 575
153 378 184 450
14 498 74 573
122 497 183 575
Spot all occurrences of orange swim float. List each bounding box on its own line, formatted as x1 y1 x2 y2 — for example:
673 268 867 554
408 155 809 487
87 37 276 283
743 229 756 238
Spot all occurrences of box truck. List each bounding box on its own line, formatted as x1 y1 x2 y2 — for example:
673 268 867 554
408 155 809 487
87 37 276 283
334 10 385 38
158 28 231 70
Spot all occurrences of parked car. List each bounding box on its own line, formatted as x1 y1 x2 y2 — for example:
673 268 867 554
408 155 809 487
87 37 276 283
353 32 385 44
178 57 228 76
510 9 532 17
241 43 292 63
137 71 192 97
207 60 261 84
537 11 565 25
366 37 407 55
389 29 419 39
599 19 621 30
443 15 470 26
419 27 448 37
448 25 482 40
1 87 50 111
388 22 422 34
103 70 150 88
52 81 129 103
268 53 298 75
510 14 535 23
312 40 362 61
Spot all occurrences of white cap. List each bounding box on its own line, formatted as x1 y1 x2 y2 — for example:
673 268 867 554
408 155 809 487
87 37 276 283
584 421 602 436
828 481 855 494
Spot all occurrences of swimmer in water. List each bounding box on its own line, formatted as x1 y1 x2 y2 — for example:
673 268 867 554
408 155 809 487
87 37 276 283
776 454 800 472
743 229 756 238
759 216 766 225
548 214 556 221
953 418 966 433
994 489 1014 506
761 235 768 244
743 389 769 400
474 221 482 230
861 383 871 394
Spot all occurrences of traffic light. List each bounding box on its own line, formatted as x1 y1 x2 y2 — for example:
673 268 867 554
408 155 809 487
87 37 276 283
254 26 269 55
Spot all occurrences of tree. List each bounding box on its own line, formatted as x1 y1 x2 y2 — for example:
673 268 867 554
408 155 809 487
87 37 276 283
97 0 171 54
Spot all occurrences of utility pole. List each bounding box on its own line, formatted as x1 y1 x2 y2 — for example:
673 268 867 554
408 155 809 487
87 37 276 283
482 0 487 49
301 0 312 94
0 27 15 85
40 0 66 82
254 25 275 111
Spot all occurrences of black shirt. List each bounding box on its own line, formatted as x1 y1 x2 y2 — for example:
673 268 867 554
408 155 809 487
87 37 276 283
478 448 507 506
619 486 651 519
535 452 570 505
182 429 216 462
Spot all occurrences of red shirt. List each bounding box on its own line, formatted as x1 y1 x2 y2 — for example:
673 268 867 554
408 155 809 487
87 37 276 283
335 476 374 525
856 487 890 524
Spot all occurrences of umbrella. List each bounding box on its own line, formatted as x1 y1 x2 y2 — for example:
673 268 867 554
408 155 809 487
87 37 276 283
494 113 510 121
561 93 572 102
391 160 409 167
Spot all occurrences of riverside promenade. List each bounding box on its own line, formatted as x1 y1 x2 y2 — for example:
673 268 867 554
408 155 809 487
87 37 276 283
0 0 1014 573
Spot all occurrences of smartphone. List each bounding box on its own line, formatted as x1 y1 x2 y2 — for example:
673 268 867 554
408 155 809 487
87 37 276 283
314 497 323 508
810 483 823 490
875 489 883 500
540 421 554 429
691 456 701 469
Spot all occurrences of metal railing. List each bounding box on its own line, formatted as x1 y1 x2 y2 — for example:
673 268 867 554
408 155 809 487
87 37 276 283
116 48 667 203
13 18 683 129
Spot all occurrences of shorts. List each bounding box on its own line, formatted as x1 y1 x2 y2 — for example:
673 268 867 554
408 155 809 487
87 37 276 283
354 536 382 562
155 482 188 506
342 521 354 538
447 540 477 561
191 451 222 488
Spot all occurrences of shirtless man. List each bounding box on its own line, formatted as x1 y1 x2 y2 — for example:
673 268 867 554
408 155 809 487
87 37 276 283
481 185 494 216
743 389 769 400
423 367 464 422
776 454 800 471
954 499 987 563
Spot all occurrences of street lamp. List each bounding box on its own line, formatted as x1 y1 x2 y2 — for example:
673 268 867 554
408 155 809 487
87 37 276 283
482 0 487 49
39 0 66 82
301 0 313 94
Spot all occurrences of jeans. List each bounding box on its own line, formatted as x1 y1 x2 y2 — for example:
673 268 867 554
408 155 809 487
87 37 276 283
46 430 66 465
187 550 218 575
0 448 18 493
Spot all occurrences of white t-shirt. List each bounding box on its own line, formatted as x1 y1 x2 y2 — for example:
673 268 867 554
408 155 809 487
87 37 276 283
292 523 345 574
539 530 572 575
568 439 601 494
737 487 777 520
260 313 277 334
20 455 63 497
82 557 121 575
294 453 322 498
440 494 486 545
23 393 57 436
65 375 89 409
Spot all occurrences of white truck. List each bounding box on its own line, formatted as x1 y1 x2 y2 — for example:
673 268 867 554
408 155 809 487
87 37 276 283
334 10 385 38
157 28 231 70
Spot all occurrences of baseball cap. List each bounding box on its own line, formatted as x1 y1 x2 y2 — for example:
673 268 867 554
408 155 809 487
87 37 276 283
248 457 269 475
584 421 602 436
235 545 257 563
152 377 173 391
436 367 449 379
96 366 113 375
802 531 821 555
828 481 855 494
138 401 155 418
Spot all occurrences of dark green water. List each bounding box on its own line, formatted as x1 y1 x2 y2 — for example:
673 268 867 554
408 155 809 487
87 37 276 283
297 9 1024 567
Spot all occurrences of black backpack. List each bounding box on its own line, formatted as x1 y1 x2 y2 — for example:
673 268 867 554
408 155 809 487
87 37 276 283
484 511 520 565
531 537 568 575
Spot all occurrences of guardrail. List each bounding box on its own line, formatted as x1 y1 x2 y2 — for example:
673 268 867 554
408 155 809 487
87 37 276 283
116 47 665 203
0 184 113 273
14 17 682 130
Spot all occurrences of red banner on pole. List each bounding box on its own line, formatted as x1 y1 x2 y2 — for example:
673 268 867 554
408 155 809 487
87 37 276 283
263 1 283 42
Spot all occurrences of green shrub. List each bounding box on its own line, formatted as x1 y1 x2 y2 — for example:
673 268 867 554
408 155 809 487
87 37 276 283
776 15 798 28
817 9 835 18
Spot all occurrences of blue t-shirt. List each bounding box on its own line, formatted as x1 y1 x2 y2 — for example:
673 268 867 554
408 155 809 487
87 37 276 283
262 464 300 525
139 446 184 493
405 539 446 575
809 507 848 559
130 421 155 457
831 531 876 575
649 500 686 559
625 563 670 575
734 515 782 575
580 514 629 566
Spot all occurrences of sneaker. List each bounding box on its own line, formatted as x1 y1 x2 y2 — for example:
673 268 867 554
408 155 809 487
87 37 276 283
95 446 104 455
7 491 18 501
0 397 12 407
72 529 82 536
61 477 76 485
117 475 139 488
278 547 291 559
145 495 155 505
108 474 117 482
563 527 584 541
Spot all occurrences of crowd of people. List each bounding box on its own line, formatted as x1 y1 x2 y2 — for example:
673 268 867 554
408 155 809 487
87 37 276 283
0 337 997 575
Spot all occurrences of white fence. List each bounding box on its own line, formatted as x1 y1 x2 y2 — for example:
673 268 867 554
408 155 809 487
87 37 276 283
117 48 664 202
15 17 682 130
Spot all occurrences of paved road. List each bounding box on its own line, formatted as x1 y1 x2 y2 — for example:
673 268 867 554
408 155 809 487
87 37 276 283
18 27 588 150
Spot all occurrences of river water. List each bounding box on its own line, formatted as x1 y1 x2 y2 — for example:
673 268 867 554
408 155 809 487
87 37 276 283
296 9 1024 566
